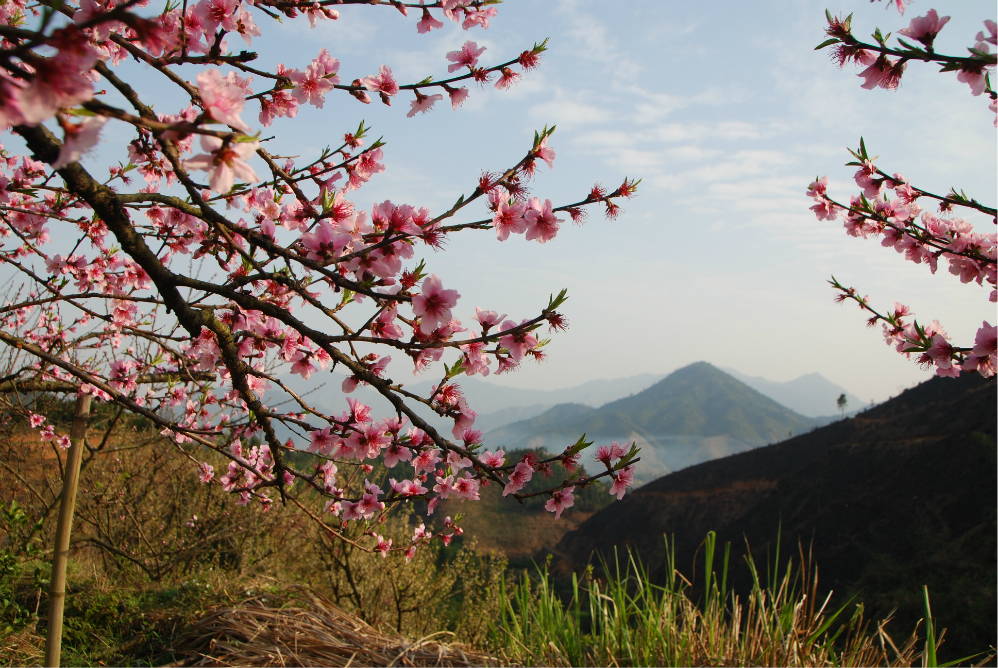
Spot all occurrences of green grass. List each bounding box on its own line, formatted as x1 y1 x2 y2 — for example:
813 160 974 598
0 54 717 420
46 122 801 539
489 532 959 667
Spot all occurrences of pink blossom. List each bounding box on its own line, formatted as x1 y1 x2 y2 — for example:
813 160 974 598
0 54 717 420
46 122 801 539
308 426 337 454
197 69 250 131
29 413 46 428
313 48 341 78
19 58 95 126
374 534 391 557
502 461 533 497
977 20 997 45
534 137 556 169
810 198 840 221
199 462 214 483
412 274 460 333
609 466 634 500
474 307 506 330
372 306 404 340
259 90 299 126
383 442 413 468
971 321 997 358
390 478 428 495
406 91 444 117
460 342 490 376
288 62 337 108
498 319 537 362
362 65 399 97
412 448 441 474
446 41 486 73
346 423 392 460
544 486 574 519
897 10 950 48
417 7 443 33
853 160 883 199
56 434 72 449
194 0 239 35
964 321 998 378
450 473 480 501
494 67 521 90
448 401 476 439
109 359 137 392
491 198 527 241
183 135 260 194
235 7 261 46
446 86 469 109
0 73 26 128
300 221 350 261
857 56 895 90
53 115 108 169
480 449 505 468
462 6 497 29
806 176 828 199
956 65 988 96
524 197 562 243
446 449 472 471
74 0 114 42
433 474 454 499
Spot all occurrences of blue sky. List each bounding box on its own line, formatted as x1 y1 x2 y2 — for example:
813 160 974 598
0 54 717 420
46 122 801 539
73 0 998 405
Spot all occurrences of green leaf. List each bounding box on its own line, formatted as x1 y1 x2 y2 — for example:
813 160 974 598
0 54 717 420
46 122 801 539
923 586 937 667
546 288 569 311
564 434 593 456
64 107 97 117
615 442 641 468
814 38 839 51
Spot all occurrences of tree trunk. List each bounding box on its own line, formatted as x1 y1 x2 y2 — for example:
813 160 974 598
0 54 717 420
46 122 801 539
44 393 92 668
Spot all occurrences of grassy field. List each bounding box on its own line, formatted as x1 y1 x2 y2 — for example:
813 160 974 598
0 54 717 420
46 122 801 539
1 399 994 666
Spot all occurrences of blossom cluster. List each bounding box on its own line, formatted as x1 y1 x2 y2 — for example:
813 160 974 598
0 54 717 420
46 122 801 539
820 9 996 122
807 152 995 377
0 0 640 558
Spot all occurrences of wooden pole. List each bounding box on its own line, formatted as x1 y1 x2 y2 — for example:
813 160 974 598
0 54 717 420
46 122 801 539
43 393 91 668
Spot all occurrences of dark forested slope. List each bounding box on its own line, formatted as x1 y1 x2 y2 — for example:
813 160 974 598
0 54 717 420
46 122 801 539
554 373 997 661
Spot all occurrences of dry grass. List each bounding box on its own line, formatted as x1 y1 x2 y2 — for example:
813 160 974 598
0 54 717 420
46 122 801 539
173 586 501 667
0 626 44 667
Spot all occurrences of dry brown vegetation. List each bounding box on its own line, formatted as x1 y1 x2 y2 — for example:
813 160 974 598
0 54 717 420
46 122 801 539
176 587 498 667
2 393 993 667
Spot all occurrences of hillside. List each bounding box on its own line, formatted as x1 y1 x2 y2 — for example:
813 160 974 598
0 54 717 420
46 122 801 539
552 373 997 662
483 362 823 483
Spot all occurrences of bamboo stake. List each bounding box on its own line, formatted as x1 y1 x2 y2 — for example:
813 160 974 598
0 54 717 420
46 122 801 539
43 393 92 668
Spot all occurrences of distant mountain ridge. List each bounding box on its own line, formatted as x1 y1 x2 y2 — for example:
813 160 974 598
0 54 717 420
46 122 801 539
483 362 825 483
272 372 667 439
721 368 864 418
272 364 858 447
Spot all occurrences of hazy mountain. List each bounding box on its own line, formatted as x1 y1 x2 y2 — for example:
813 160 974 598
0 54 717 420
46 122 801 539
271 364 852 451
483 362 823 484
271 371 666 441
471 404 553 434
404 373 667 412
553 373 996 663
722 368 865 418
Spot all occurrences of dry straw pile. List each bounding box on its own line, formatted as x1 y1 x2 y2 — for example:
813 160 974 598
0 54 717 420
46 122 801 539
173 587 499 667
